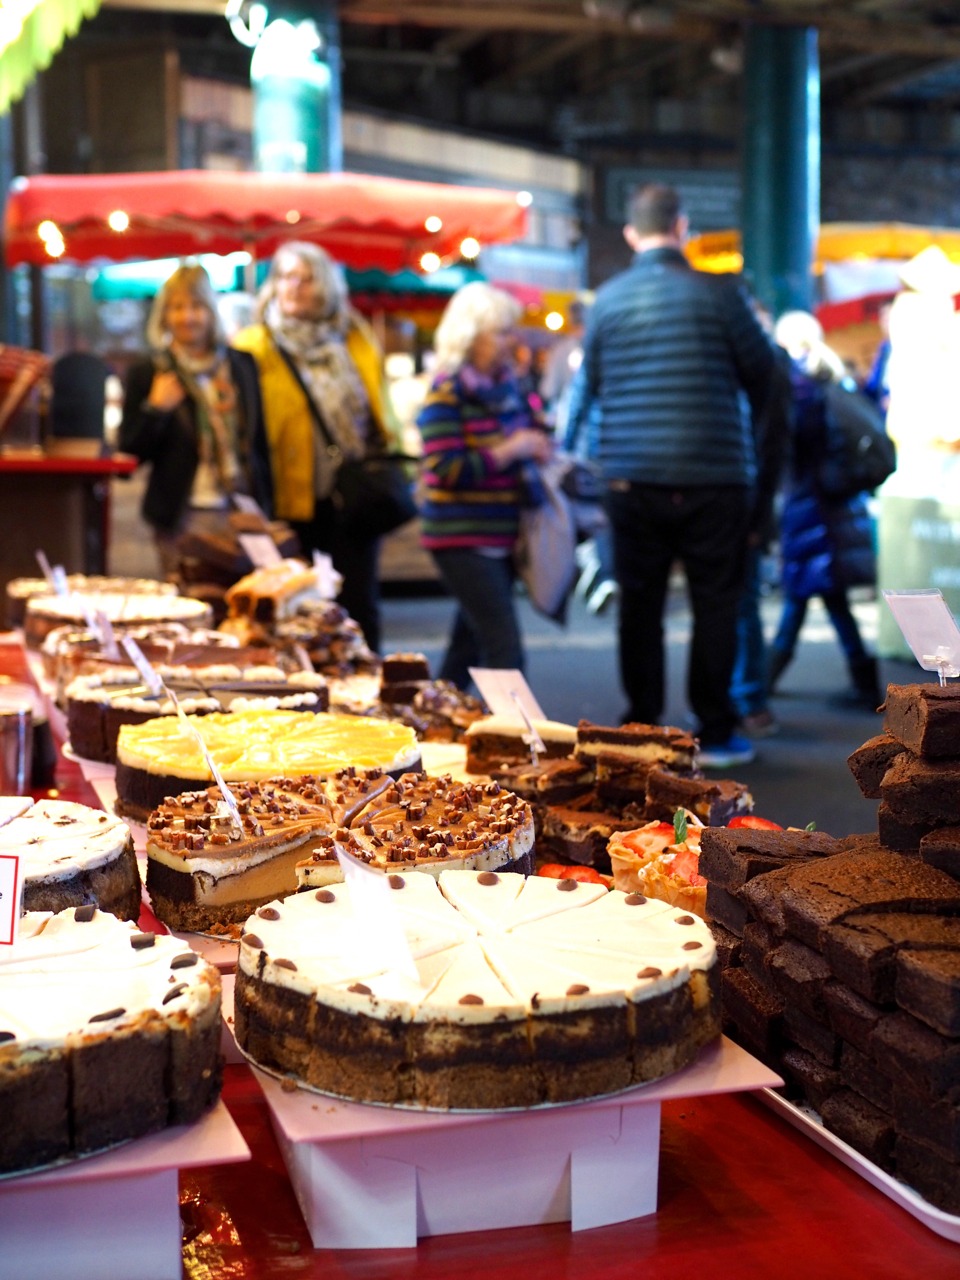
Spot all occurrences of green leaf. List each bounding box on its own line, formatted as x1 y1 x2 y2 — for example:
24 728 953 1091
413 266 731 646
673 808 688 845
805 821 817 832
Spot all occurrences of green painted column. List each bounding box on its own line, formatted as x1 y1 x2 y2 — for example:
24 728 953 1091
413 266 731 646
252 1 342 174
741 25 819 317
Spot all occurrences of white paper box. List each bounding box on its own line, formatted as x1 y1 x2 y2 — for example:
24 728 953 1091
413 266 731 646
0 1101 250 1280
253 1036 780 1250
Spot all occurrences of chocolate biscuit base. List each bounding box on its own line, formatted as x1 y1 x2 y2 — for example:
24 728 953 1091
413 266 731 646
847 733 904 800
24 840 141 922
880 751 960 827
644 766 753 827
884 682 960 759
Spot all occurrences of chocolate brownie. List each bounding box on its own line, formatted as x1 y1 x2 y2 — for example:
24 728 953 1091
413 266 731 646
721 965 783 1058
896 1135 960 1215
782 1004 841 1067
839 1042 894 1113
870 1009 960 1099
884 682 960 759
822 982 886 1055
705 882 751 935
820 1089 896 1172
896 946 960 1037
876 802 930 853
765 937 833 1021
919 826 960 880
708 920 742 969
698 826 839 893
538 800 635 871
643 766 753 827
846 733 904 800
781 1046 842 1112
880 751 960 827
894 1082 960 1158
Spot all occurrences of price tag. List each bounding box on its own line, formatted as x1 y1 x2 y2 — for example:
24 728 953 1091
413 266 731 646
167 687 244 836
50 565 70 597
238 533 283 568
0 854 22 946
96 610 121 661
882 588 960 684
312 551 340 600
292 643 314 673
334 841 420 985
468 669 546 722
120 636 164 696
35 549 55 586
78 598 103 641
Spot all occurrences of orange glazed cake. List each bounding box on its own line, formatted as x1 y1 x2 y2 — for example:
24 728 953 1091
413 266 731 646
145 771 534 932
234 869 719 1109
114 708 422 822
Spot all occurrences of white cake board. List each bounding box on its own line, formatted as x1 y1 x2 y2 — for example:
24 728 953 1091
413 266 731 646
249 1034 780 1250
0 1100 250 1280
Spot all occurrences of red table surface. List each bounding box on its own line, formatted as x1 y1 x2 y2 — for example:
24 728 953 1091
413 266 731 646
6 641 960 1278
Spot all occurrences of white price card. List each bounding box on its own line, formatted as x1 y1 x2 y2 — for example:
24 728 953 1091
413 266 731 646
469 669 546 724
120 635 164 696
238 533 283 568
0 853 22 946
882 588 960 682
312 551 340 600
35 549 55 586
96 610 121 661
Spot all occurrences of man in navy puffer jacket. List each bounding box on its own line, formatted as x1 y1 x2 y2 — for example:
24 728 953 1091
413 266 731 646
569 183 777 767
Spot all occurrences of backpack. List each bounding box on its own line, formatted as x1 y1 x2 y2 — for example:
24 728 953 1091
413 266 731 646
818 380 897 499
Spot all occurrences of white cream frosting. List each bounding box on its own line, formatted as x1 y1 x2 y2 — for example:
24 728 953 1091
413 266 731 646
27 593 210 625
0 908 219 1049
238 869 716 1023
465 715 577 744
0 800 132 883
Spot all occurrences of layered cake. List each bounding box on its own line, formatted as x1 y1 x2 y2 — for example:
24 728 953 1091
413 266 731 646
66 666 329 764
144 770 534 932
234 868 720 1109
0 906 222 1175
115 709 422 822
574 720 700 812
23 591 213 650
4 799 141 921
6 574 177 629
464 715 577 773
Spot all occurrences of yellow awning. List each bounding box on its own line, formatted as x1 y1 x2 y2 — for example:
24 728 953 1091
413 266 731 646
686 222 960 274
0 0 102 116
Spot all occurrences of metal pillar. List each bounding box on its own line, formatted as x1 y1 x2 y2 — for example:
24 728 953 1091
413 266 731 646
741 25 819 317
252 1 341 174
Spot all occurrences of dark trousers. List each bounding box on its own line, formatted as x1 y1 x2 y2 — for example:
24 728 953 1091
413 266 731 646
772 589 870 667
291 499 382 653
604 482 751 745
430 547 524 691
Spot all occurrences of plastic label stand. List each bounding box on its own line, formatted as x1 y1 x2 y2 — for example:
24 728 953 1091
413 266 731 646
253 1035 780 1250
0 1101 250 1280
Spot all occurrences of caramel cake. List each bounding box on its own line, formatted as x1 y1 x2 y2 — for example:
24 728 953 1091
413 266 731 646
4 799 141 921
23 591 214 650
115 709 422 823
0 906 222 1176
145 771 534 932
234 869 720 1110
66 666 330 764
464 715 578 773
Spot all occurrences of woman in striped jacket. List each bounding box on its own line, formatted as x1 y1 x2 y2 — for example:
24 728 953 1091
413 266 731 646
416 282 552 690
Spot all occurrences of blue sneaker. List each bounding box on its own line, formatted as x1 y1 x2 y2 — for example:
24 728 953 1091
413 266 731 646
697 733 756 770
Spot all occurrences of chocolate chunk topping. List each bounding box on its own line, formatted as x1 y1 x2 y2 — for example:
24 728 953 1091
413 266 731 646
89 1007 125 1023
348 982 372 995
557 878 578 892
682 940 703 951
388 874 405 889
171 952 199 969
477 871 499 886
459 993 484 1005
129 932 156 950
625 892 648 906
241 932 264 950
74 904 96 922
637 966 663 979
257 906 281 921
315 889 335 903
566 983 590 996
675 914 696 925
274 958 298 970
162 983 188 1005
0 1030 15 1044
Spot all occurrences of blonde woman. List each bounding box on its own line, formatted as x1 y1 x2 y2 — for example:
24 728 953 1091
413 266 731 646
416 281 552 690
120 262 271 577
233 241 402 652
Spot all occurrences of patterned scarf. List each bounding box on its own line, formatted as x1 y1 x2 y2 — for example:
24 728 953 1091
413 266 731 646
265 299 371 499
167 345 241 500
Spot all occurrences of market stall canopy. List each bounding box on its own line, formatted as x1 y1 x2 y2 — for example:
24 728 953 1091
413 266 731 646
2 169 530 271
0 0 101 116
686 222 960 274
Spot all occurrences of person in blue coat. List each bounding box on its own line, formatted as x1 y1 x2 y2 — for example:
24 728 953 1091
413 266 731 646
767 312 882 711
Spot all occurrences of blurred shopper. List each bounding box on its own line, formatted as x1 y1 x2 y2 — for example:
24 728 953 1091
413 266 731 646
862 299 892 420
767 312 882 711
120 262 271 578
233 241 403 652
567 183 776 768
416 282 552 690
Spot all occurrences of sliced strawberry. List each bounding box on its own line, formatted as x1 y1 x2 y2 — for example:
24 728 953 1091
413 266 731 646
728 815 783 831
537 864 568 878
669 845 707 887
559 865 605 884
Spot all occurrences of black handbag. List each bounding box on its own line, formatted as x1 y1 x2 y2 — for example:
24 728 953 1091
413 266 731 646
331 451 418 537
274 342 417 538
